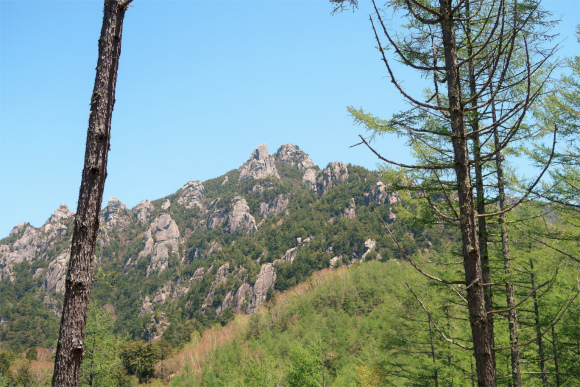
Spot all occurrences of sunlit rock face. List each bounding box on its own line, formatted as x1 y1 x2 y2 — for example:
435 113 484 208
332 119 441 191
317 162 349 194
177 180 205 209
227 196 257 235
239 144 280 181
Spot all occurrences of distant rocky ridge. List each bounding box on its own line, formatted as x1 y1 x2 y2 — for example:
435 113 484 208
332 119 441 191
0 143 404 342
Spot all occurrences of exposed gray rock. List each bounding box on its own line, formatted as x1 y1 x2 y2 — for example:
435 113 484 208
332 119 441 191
234 283 252 312
133 200 154 224
161 199 171 210
364 181 400 206
247 263 276 313
103 197 126 222
239 144 280 181
177 180 205 209
273 247 297 265
201 263 230 312
330 256 342 268
146 312 170 341
258 194 289 218
152 282 172 305
46 203 74 224
317 162 349 194
44 250 69 294
139 296 154 317
227 196 257 235
302 168 318 191
222 176 229 185
361 239 378 260
342 198 356 220
276 144 316 170
134 214 180 276
217 290 235 316
9 222 28 237
192 267 205 281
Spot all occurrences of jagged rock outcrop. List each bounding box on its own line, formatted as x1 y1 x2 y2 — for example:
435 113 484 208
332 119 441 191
330 256 342 268
103 197 126 222
276 144 316 170
139 296 154 317
273 247 297 265
317 162 349 194
234 283 252 312
227 196 257 235
247 263 276 313
239 144 280 181
192 267 205 281
1 204 76 282
102 197 130 231
342 198 356 220
177 180 205 209
364 181 399 206
132 214 180 276
302 168 318 191
258 194 289 218
145 312 170 341
360 239 379 260
201 263 230 312
47 203 74 224
44 249 69 294
134 200 154 224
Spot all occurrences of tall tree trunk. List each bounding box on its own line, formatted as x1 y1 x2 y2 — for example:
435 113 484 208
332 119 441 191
466 4 495 372
52 1 132 386
529 257 548 387
491 96 522 387
551 326 560 387
429 319 440 387
439 0 495 384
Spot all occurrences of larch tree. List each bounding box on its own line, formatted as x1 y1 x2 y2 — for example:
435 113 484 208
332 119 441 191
52 0 133 386
330 0 559 385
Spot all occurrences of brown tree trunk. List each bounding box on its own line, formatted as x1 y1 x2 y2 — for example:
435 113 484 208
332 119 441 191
52 1 132 386
492 98 522 387
439 0 495 384
530 257 548 387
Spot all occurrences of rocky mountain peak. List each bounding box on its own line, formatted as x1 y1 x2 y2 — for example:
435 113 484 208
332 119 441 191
104 197 126 222
317 162 349 194
276 144 316 170
177 180 205 209
239 144 280 181
46 203 74 224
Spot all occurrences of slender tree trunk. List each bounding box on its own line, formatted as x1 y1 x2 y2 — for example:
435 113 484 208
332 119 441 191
439 0 495 384
52 1 132 386
466 6 495 372
429 319 440 387
491 96 522 387
551 326 560 387
529 257 548 387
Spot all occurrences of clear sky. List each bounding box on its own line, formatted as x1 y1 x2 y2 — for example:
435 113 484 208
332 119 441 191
1 0 578 238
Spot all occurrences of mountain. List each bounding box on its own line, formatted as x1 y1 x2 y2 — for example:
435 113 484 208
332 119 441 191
0 143 453 352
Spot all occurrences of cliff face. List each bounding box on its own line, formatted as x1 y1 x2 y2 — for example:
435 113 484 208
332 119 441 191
0 143 412 347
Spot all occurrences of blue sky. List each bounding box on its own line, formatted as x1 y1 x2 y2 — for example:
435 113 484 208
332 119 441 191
1 0 579 238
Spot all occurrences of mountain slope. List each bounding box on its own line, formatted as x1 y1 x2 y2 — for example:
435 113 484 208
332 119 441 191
0 143 457 351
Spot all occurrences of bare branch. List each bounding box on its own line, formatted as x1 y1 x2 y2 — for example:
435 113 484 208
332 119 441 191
371 204 464 285
405 280 474 350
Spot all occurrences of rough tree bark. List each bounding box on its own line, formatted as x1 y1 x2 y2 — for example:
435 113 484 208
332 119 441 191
440 0 496 384
52 1 133 386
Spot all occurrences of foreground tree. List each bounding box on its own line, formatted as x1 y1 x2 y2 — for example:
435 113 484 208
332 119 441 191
331 0 558 384
52 1 133 386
